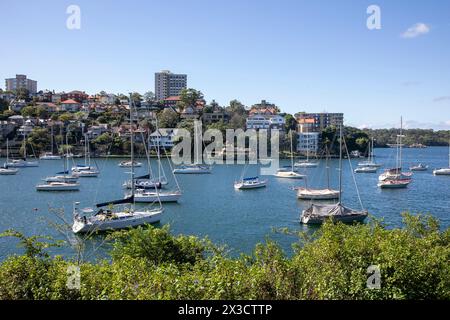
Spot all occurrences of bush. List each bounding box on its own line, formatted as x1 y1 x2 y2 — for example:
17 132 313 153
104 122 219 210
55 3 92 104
0 215 448 300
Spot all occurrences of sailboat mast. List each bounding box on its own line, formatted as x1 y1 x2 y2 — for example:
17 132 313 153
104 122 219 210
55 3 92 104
290 131 294 171
129 94 135 198
6 139 9 163
399 117 403 172
338 124 343 204
51 124 54 155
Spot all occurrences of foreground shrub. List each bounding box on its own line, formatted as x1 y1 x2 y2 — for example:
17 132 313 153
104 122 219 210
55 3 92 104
0 214 448 300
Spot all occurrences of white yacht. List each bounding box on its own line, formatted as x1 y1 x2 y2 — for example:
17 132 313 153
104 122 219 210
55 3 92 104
358 137 382 168
275 131 305 179
234 176 267 190
1 140 19 175
5 135 39 167
119 160 143 168
71 135 99 177
354 166 377 173
36 181 80 191
39 125 61 160
72 94 163 234
433 141 450 176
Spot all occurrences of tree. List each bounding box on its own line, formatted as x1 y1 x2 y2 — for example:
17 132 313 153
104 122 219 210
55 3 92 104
130 92 142 107
158 109 180 128
26 128 51 155
229 113 246 130
20 106 37 118
59 113 75 122
227 100 246 115
284 114 297 132
0 98 8 113
179 88 204 111
143 91 155 103
16 88 30 100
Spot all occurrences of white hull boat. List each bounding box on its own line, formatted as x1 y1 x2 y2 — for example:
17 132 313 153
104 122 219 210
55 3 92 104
36 181 80 191
73 169 99 177
134 190 181 203
294 161 318 168
39 153 61 160
296 188 340 200
173 165 211 174
119 161 143 168
44 175 79 183
6 159 39 167
410 164 428 171
433 168 450 176
123 179 162 189
275 170 305 179
354 166 377 173
73 207 163 233
234 177 267 190
0 168 19 175
357 162 382 168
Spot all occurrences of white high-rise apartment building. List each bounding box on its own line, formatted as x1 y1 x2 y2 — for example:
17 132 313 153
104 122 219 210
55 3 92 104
5 74 37 94
155 70 187 101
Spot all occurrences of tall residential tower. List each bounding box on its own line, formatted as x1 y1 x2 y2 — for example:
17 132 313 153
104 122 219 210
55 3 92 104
5 74 37 94
155 70 187 101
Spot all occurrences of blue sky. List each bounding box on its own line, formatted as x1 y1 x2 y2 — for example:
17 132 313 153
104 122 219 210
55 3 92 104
1 0 450 129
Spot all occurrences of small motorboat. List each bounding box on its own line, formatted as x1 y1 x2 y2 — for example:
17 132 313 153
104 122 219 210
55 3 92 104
294 161 318 168
234 177 267 190
354 166 377 173
433 168 450 176
410 163 428 171
39 152 61 160
119 160 143 168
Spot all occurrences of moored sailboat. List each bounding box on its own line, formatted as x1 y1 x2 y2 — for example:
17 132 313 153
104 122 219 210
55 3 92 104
433 140 450 176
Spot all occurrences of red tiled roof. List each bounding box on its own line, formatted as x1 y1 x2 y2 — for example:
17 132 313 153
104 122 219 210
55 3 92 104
164 96 181 101
61 99 80 104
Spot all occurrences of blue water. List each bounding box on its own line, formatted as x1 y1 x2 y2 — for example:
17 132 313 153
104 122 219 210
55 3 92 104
0 147 449 261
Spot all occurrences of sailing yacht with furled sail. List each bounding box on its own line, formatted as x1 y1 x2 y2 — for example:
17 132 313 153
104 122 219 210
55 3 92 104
72 94 163 234
433 140 450 176
356 137 380 173
275 131 305 179
39 124 61 160
36 134 80 191
294 142 319 168
72 134 99 177
1 140 19 175
300 125 368 224
295 145 339 200
378 117 412 188
357 137 381 168
5 133 39 167
173 120 212 174
133 120 182 203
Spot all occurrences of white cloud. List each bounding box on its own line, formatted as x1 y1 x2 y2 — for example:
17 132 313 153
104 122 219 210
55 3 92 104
401 23 430 38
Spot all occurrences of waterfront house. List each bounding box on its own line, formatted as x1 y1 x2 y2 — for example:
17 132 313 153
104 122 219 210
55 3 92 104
86 124 110 139
202 111 231 125
246 114 285 131
149 128 180 149
35 102 58 112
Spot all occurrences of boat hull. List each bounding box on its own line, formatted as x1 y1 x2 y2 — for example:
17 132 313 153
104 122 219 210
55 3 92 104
274 171 305 179
6 161 39 167
134 192 181 203
0 168 19 175
301 213 367 225
72 209 163 233
297 188 340 200
36 183 80 191
234 181 267 189
433 168 450 175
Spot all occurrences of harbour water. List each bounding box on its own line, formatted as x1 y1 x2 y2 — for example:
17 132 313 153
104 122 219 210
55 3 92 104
0 147 449 261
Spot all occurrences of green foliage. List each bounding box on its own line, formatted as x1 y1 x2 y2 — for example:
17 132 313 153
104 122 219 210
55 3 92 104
363 128 450 147
158 109 180 128
0 98 8 112
26 128 51 156
322 126 370 155
179 88 204 110
0 214 448 300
